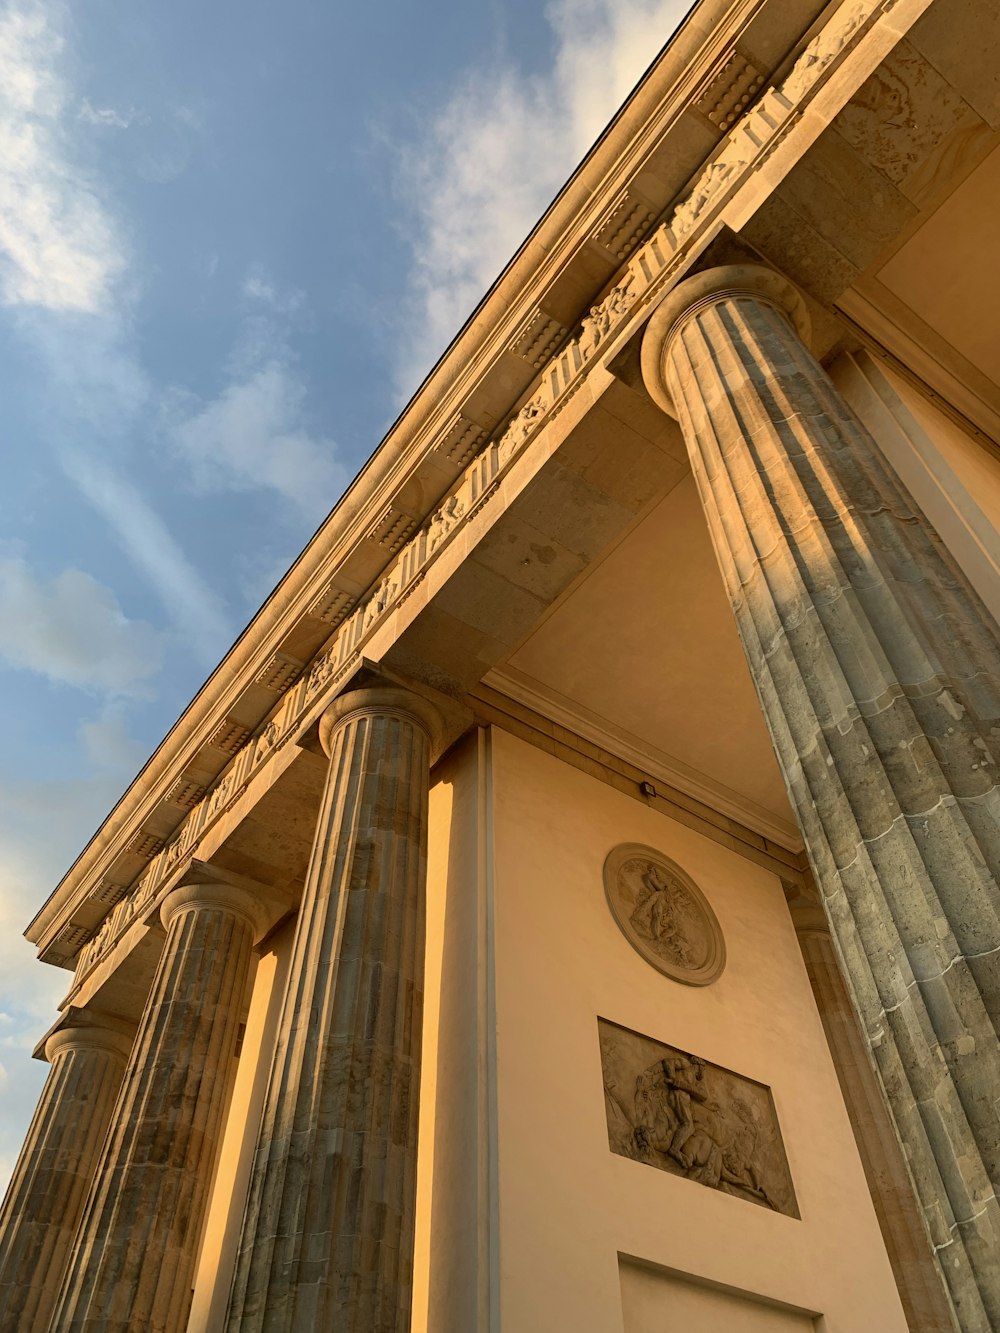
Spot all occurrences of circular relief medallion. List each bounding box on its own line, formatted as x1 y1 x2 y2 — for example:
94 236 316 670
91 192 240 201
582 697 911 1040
604 843 725 986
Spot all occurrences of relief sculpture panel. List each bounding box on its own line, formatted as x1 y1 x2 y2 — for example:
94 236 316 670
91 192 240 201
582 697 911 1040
599 1018 799 1217
604 844 725 985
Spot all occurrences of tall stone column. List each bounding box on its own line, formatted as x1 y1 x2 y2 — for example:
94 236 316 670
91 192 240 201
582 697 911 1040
49 879 263 1333
225 684 440 1333
0 1013 132 1333
786 886 957 1332
641 264 1000 1332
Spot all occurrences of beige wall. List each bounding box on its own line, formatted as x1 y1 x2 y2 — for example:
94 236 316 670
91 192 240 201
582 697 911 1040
832 350 1000 626
449 726 905 1333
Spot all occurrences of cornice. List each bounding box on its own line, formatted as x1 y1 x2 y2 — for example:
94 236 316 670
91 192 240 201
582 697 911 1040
28 0 895 966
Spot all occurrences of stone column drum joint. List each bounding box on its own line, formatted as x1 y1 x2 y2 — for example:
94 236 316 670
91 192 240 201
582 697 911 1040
224 682 441 1333
641 262 1000 1332
48 877 269 1333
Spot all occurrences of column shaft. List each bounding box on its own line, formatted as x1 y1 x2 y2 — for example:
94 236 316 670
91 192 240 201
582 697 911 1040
50 885 258 1333
642 265 1000 1331
791 904 958 1332
0 1023 130 1333
225 686 437 1333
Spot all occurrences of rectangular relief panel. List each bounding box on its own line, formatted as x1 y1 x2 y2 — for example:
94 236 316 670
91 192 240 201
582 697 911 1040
599 1018 798 1217
619 1258 818 1332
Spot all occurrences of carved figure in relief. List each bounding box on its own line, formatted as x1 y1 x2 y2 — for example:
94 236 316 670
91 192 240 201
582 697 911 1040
781 0 871 101
580 276 637 357
599 1019 798 1216
628 862 696 967
307 647 339 698
631 1054 777 1206
363 574 398 629
671 144 749 238
498 391 549 464
428 494 466 553
604 844 724 985
208 771 234 819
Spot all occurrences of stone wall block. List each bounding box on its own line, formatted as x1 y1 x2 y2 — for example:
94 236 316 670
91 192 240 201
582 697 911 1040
645 265 1000 1329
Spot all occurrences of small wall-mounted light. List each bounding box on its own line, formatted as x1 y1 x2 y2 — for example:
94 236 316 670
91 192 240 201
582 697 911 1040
639 780 657 799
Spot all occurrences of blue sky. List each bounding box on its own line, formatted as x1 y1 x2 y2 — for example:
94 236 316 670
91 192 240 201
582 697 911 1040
0 0 688 1189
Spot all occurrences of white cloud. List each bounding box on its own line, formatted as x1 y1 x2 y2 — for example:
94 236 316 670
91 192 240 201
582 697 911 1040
61 452 234 663
167 269 345 526
0 555 163 694
77 98 139 130
170 361 344 523
0 0 126 312
79 700 147 772
394 0 689 394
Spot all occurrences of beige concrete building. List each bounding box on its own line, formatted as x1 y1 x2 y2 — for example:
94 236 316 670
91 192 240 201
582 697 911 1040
3 0 1000 1327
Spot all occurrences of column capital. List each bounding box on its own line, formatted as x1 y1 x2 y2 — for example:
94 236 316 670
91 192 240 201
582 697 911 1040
640 262 811 416
36 1007 135 1064
318 683 443 758
160 878 270 941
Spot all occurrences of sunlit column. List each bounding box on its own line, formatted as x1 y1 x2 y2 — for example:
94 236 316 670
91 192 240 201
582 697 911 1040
225 684 440 1333
642 263 1000 1332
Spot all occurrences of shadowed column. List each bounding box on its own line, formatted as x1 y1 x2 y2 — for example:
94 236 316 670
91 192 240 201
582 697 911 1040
642 264 1000 1333
49 880 263 1333
786 882 958 1333
225 684 440 1333
0 1014 132 1333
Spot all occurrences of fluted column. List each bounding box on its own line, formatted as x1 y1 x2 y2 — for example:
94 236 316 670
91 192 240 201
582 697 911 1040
50 880 263 1333
225 684 440 1333
641 264 1000 1332
787 887 957 1332
0 1014 132 1333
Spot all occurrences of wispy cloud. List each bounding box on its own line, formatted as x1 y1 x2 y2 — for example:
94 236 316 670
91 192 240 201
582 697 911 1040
0 0 125 312
0 555 163 694
394 0 688 395
61 452 233 662
77 98 140 130
167 267 345 526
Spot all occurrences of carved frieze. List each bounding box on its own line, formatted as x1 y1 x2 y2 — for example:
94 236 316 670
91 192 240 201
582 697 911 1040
427 494 466 554
604 844 725 985
781 0 872 102
599 1018 798 1216
71 0 890 984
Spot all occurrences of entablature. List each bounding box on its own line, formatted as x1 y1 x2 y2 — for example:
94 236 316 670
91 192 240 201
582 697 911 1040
31 0 978 970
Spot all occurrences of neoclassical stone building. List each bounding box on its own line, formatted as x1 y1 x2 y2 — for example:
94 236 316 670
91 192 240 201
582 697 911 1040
3 0 1000 1328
